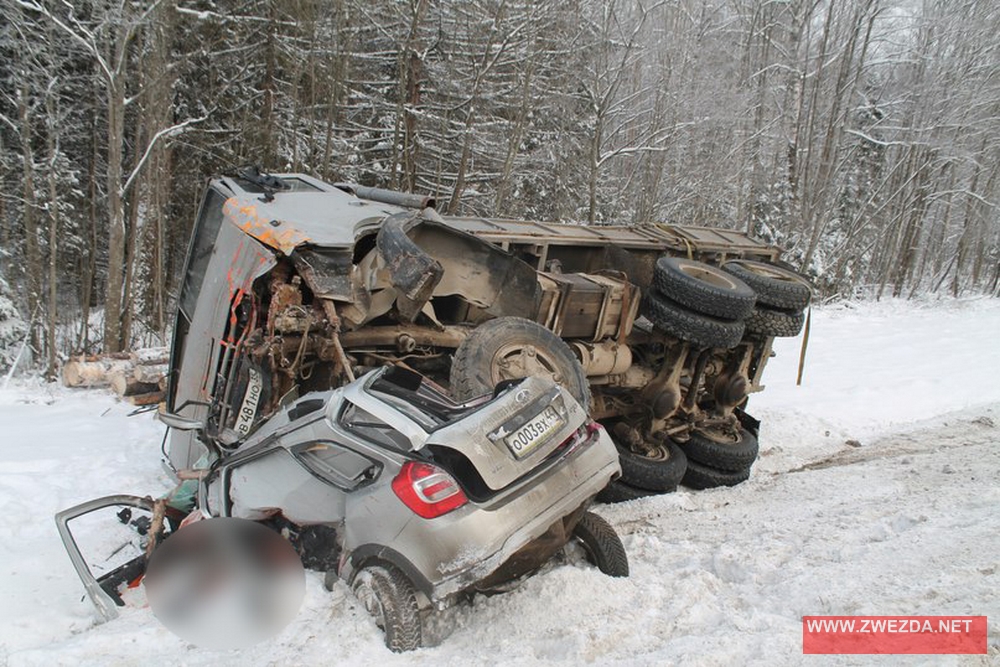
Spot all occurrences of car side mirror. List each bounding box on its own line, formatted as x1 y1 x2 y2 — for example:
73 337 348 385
157 411 206 431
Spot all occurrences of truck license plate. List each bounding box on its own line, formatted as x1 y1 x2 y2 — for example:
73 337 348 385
504 406 564 459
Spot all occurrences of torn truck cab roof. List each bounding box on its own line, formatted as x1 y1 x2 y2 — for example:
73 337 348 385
216 173 410 255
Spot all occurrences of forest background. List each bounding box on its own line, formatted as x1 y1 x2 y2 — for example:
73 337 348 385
1 0 998 377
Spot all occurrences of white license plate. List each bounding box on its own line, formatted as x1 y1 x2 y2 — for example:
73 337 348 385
504 407 564 459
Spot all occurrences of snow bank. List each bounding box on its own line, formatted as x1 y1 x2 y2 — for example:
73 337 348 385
0 298 997 665
753 296 1000 470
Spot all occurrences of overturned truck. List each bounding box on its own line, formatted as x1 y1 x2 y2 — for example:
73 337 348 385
165 170 811 499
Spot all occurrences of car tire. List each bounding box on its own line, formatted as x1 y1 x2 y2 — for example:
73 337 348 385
681 459 752 490
571 511 629 577
615 438 687 492
595 479 660 504
681 427 758 472
450 316 591 407
653 257 756 320
641 289 745 349
722 260 812 310
744 306 805 337
352 564 423 653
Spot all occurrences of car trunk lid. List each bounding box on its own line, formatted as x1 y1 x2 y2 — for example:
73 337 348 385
424 376 586 491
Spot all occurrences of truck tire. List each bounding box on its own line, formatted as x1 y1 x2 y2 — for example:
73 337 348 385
722 260 812 310
641 289 745 349
681 459 752 490
450 316 590 407
352 564 423 652
653 257 756 320
595 479 658 504
745 306 805 338
615 438 687 492
571 511 629 577
681 427 758 471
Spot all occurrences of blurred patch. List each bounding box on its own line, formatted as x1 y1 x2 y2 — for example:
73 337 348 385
144 517 305 649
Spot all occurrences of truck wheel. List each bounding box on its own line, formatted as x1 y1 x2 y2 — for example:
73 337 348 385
653 257 756 320
745 306 805 338
681 459 752 490
615 438 687 492
641 289 745 349
450 316 590 407
352 564 423 652
570 511 629 577
595 479 658 504
722 260 812 310
681 427 758 471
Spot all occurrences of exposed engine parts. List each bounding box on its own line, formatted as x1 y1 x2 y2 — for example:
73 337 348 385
165 173 811 499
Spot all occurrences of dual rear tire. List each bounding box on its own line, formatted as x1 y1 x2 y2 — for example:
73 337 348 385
641 257 753 349
679 427 758 490
641 256 812 345
722 259 812 338
598 427 759 500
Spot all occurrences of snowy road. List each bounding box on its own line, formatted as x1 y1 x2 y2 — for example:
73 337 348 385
1 298 998 665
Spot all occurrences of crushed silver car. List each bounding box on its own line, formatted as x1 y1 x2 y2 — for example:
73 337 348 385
57 366 625 651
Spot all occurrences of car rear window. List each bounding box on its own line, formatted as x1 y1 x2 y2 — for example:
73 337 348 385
339 401 411 451
293 441 379 490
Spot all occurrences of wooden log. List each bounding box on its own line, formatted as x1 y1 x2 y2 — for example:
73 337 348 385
130 346 170 366
110 372 159 397
133 363 168 384
62 357 135 388
126 391 165 406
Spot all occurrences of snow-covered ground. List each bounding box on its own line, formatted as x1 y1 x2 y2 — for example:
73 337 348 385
1 297 998 666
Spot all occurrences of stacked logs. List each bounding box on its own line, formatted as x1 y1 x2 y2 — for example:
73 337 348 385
62 347 169 405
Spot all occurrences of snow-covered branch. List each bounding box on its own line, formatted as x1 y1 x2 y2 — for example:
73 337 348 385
15 0 113 82
122 116 208 196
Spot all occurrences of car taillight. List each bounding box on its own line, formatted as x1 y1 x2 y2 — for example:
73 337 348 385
556 420 601 457
391 461 468 519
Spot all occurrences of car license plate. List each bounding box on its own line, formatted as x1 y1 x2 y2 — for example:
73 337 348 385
504 407 564 459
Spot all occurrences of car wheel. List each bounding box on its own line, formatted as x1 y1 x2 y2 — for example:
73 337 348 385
615 438 687 492
681 459 752 490
681 427 758 472
652 257 756 320
722 260 812 310
640 289 745 349
595 479 662 504
450 316 591 407
570 511 629 577
352 564 422 652
744 306 805 338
